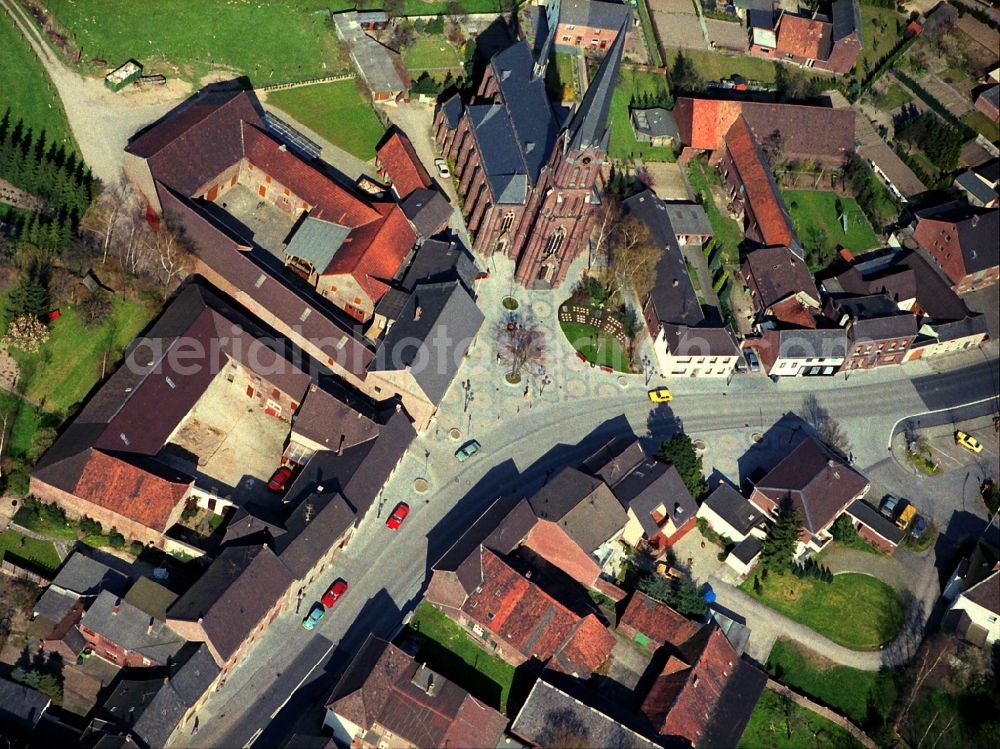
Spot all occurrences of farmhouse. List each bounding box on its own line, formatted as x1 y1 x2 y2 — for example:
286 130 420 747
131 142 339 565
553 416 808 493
547 0 633 53
748 0 863 74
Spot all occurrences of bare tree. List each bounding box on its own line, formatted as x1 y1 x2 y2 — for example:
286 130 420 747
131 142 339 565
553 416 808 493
801 393 852 457
606 215 658 304
589 191 622 269
145 221 196 292
81 178 137 265
444 0 468 27
494 313 548 382
895 634 957 734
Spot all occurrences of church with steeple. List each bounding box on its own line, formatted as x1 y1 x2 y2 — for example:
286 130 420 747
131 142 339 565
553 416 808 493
433 11 627 288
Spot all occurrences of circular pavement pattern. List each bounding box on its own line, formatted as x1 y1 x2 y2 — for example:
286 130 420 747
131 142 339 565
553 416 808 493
449 428 461 440
414 478 429 494
599 383 619 399
567 379 587 398
532 300 551 317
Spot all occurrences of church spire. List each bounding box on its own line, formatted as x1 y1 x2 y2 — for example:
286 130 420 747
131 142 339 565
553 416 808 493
566 14 629 153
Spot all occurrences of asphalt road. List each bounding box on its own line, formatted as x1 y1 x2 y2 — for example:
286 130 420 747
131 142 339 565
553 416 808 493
180 355 1000 749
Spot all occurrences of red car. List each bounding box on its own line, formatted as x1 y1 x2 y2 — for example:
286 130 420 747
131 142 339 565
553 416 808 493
320 578 348 608
386 502 410 530
267 466 293 491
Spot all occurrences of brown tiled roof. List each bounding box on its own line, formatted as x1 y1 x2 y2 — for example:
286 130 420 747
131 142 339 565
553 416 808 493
325 636 507 748
964 570 1000 615
553 614 616 676
770 296 818 328
377 131 433 200
73 451 190 532
528 467 627 553
776 14 831 59
725 116 797 248
754 436 870 534
619 591 699 648
743 245 819 310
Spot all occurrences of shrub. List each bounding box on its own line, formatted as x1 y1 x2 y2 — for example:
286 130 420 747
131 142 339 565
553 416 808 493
129 540 144 556
79 516 103 536
3 314 50 353
108 528 126 548
831 515 859 544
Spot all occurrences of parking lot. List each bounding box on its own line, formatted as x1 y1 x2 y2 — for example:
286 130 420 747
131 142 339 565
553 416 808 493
918 418 998 477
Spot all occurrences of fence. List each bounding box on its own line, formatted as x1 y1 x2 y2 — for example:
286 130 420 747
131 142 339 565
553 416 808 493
0 557 51 585
259 73 356 93
766 680 877 749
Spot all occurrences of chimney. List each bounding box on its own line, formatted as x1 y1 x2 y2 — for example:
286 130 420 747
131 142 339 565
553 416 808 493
427 674 435 696
414 305 422 321
279 143 287 152
305 503 314 523
112 599 121 616
338 434 345 456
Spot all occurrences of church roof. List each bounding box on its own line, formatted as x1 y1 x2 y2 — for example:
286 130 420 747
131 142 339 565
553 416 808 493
567 15 629 152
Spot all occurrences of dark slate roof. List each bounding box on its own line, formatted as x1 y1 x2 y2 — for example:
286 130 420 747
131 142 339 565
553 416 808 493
438 94 464 129
369 281 484 404
845 500 904 545
275 492 356 580
613 460 697 537
468 104 530 205
510 676 659 749
50 552 130 598
830 0 862 42
973 157 999 185
964 570 1000 616
528 467 627 552
703 484 766 536
661 202 711 236
221 503 286 547
921 314 988 344
290 383 379 452
955 171 999 205
401 238 480 296
167 545 294 662
560 0 632 30
491 42 561 183
123 577 179 622
0 677 49 730
582 437 647 487
373 287 411 324
567 15 629 152
663 324 741 358
729 535 763 564
401 188 452 240
632 107 679 140
625 190 704 327
831 293 902 321
772 328 848 359
80 591 186 664
33 587 78 623
849 312 918 342
698 658 768 749
916 202 999 275
743 245 818 309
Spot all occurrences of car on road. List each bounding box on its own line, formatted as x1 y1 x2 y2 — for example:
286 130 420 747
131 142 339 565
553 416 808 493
879 495 901 520
301 603 325 631
455 440 481 462
434 158 450 178
647 387 673 403
386 502 410 530
955 430 983 453
320 578 348 607
743 349 760 372
267 466 293 491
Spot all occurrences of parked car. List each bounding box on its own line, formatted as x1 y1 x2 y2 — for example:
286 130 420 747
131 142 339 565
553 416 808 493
320 578 348 608
880 495 901 520
896 502 917 531
744 349 760 372
455 440 481 462
434 158 450 178
647 387 673 403
267 466 293 491
955 430 983 453
910 515 928 540
386 502 410 530
301 603 325 631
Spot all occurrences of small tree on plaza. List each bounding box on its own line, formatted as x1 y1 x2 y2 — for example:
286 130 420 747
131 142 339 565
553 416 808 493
494 313 548 383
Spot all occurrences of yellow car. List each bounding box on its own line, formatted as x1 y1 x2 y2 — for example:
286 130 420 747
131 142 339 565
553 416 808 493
647 387 673 403
955 431 983 454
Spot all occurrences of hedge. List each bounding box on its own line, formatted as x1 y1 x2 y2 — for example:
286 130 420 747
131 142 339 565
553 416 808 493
893 71 977 140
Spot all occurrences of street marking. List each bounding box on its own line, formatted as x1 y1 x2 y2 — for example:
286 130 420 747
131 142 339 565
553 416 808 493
243 728 262 748
886 396 998 449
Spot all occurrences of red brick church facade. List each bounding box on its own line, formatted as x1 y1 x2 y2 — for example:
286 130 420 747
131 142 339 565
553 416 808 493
434 19 627 288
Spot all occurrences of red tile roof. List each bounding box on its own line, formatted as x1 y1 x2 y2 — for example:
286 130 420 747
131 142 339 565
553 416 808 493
74 450 190 531
674 97 744 150
724 117 796 247
769 296 818 328
377 131 433 200
554 614 616 676
641 626 739 746
777 14 831 59
619 591 700 648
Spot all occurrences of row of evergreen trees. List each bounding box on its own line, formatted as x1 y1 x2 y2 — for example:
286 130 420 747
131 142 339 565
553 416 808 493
0 109 94 254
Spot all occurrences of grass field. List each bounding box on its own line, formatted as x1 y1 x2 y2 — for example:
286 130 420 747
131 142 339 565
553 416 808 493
783 190 879 269
961 109 1000 142
560 320 631 372
266 79 385 160
42 0 353 83
0 15 75 150
5 295 155 417
0 529 61 574
766 639 900 728
856 6 906 80
738 690 867 749
402 37 462 77
742 571 903 650
546 51 578 101
408 602 516 712
687 158 742 266
870 81 912 111
608 68 674 162
669 48 782 85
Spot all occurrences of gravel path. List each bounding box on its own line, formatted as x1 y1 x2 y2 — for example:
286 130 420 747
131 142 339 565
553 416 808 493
2 0 191 185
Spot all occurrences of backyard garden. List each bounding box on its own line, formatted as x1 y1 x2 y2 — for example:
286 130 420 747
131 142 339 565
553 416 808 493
782 190 880 271
608 68 675 163
738 689 867 749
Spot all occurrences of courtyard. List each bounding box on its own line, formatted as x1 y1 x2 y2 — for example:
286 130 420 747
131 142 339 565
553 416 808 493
210 183 299 256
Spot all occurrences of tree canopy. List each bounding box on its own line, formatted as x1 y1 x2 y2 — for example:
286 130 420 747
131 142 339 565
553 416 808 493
658 433 707 499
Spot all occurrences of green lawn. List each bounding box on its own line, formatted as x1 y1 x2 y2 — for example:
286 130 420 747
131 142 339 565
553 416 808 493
559 320 632 372
855 6 906 81
782 190 879 270
961 109 1000 142
687 158 742 266
0 14 75 150
738 689 867 749
546 51 578 102
402 37 462 75
669 48 783 85
5 295 155 416
0 529 61 574
870 81 912 111
608 68 675 162
42 0 353 83
742 571 903 650
635 0 663 67
766 639 900 728
408 602 516 712
267 79 385 161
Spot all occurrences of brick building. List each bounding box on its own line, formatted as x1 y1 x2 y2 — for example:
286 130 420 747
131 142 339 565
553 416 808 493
827 294 918 370
741 245 820 321
434 19 626 288
748 0 863 74
77 589 185 668
913 202 999 292
546 0 632 53
617 591 699 651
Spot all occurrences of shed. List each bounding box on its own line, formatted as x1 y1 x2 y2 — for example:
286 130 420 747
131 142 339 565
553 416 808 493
630 108 679 146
